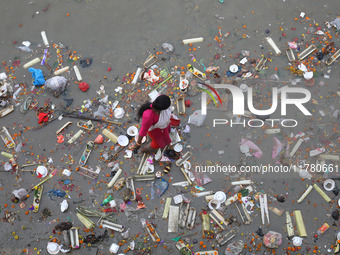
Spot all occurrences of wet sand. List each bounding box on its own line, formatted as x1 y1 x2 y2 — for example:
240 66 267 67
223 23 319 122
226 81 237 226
0 0 339 254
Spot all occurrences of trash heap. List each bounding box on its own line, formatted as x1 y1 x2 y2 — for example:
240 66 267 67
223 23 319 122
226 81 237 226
0 12 339 255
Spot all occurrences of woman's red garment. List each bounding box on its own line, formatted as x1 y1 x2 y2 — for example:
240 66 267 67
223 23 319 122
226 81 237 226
139 109 171 149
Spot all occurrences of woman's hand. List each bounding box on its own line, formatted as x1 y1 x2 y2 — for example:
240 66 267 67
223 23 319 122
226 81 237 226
129 141 140 150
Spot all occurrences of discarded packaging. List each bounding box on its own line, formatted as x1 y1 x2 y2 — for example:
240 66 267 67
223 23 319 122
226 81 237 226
176 240 192 255
187 64 206 80
54 66 70 75
76 166 99 179
217 229 237 246
209 209 229 230
69 227 80 249
0 127 15 148
286 47 296 62
182 37 204 45
23 57 41 69
326 48 340 65
297 185 313 203
41 31 49 47
162 197 172 219
255 56 267 71
73 65 82 81
313 183 331 202
56 121 72 135
143 54 158 69
298 44 317 60
168 205 179 232
67 130 84 144
107 168 123 188
286 211 295 238
176 151 192 167
294 210 307 237
102 128 118 144
265 37 281 55
101 220 124 232
263 231 282 248
76 212 95 229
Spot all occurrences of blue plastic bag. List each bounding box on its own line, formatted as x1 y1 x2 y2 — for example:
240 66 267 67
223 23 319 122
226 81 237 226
28 67 45 86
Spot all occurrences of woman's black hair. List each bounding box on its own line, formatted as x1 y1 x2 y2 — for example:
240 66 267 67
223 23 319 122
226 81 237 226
137 95 171 120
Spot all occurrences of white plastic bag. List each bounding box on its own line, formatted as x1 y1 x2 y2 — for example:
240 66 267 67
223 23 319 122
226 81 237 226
188 110 206 127
45 76 68 97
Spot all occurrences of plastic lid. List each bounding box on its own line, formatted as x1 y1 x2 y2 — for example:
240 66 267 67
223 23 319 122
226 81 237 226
47 242 60 254
214 191 227 203
229 64 238 73
292 236 303 246
240 84 248 92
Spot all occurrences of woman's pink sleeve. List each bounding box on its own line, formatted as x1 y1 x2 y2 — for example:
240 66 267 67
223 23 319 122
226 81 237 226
139 111 153 137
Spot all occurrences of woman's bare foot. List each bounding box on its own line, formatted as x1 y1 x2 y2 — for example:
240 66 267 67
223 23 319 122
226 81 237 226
140 143 158 154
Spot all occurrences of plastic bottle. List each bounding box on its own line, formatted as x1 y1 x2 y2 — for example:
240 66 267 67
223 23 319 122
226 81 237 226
101 195 114 206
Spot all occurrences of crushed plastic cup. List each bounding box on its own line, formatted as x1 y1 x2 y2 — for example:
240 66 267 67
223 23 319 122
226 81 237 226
114 108 125 119
36 166 48 178
323 179 335 191
303 71 313 80
208 199 221 210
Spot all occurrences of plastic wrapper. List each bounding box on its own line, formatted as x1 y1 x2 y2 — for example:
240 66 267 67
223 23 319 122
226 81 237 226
330 18 340 30
263 231 282 248
45 76 68 97
93 105 110 119
240 138 263 158
193 171 212 186
151 178 169 199
121 229 130 239
162 43 174 53
188 110 206 127
15 142 22 153
272 137 284 159
4 162 12 171
225 240 244 255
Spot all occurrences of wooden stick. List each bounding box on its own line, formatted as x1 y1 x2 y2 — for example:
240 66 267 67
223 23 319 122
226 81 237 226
62 114 121 125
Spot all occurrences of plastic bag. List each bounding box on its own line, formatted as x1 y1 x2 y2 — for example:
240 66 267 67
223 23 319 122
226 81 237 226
28 68 45 86
151 178 169 199
162 43 174 53
193 171 212 186
272 137 284 159
93 105 110 118
188 110 206 127
330 18 340 30
45 76 68 97
240 138 263 158
263 231 282 248
225 240 244 255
